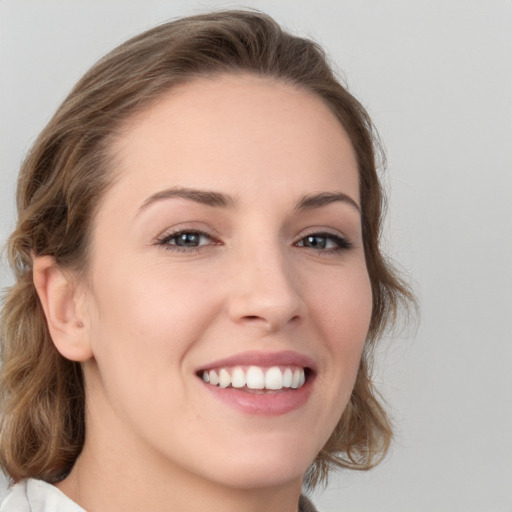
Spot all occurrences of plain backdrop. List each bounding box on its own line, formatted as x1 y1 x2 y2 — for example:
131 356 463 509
1 1 511 511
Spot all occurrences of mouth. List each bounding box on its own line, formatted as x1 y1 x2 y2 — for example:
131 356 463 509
196 351 315 415
197 365 311 392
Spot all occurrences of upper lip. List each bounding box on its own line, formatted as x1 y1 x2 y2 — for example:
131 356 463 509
197 350 316 372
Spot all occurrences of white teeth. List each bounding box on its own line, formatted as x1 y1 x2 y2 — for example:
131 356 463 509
291 369 301 389
209 370 219 386
246 366 265 389
265 366 283 390
201 366 307 391
219 369 230 388
283 368 293 388
231 367 246 388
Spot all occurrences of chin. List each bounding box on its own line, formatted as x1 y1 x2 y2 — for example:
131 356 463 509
198 437 320 490
211 461 307 491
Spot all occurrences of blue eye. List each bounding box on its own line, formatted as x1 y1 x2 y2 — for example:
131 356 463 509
156 230 351 254
157 230 213 251
296 233 352 252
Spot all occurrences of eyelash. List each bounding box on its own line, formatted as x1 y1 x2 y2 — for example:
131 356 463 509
155 230 353 254
156 230 218 253
295 232 353 253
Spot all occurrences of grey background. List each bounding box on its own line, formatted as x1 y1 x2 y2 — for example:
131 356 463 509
1 1 511 511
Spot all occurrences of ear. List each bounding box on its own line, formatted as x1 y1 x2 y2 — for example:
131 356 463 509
33 255 93 362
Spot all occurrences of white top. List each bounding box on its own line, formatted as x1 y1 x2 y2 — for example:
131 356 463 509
0 479 84 512
0 478 318 512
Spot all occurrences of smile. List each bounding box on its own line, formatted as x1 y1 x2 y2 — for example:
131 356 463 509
197 351 315 415
201 365 306 391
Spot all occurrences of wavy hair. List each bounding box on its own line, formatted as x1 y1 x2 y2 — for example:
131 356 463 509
0 9 413 487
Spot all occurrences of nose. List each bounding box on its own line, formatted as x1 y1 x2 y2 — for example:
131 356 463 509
227 245 304 332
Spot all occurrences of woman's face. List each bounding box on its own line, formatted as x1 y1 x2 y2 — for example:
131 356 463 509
79 74 372 490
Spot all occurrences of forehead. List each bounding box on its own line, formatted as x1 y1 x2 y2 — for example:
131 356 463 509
108 73 359 205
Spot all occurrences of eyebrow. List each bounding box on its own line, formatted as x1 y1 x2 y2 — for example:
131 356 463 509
138 187 237 213
138 187 360 214
295 192 361 213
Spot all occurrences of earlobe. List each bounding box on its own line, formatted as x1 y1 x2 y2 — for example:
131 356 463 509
32 255 93 362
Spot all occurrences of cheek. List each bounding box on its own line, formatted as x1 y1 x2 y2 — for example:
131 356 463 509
306 264 372 377
294 264 372 450
86 262 223 378
311 262 371 330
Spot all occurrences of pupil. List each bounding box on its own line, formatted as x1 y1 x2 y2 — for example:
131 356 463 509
176 233 199 246
306 235 326 249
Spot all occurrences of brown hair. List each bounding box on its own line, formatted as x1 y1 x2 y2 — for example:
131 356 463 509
0 9 413 487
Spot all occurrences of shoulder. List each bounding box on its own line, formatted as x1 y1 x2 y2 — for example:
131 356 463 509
1 481 318 512
0 479 85 512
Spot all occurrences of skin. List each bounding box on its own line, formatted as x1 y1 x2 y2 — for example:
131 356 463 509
34 74 372 512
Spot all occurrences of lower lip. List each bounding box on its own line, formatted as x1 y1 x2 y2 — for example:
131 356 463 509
201 376 314 416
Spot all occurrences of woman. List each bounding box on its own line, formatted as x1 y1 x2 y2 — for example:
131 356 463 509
0 10 412 512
